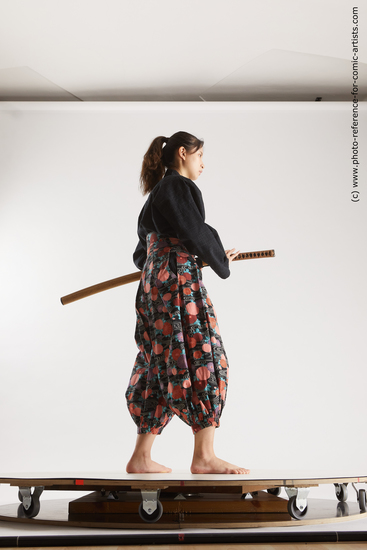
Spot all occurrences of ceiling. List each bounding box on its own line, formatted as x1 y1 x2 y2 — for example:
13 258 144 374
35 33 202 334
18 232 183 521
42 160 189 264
0 0 366 102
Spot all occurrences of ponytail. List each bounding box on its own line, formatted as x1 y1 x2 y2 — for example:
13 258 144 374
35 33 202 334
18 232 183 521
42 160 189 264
139 131 204 195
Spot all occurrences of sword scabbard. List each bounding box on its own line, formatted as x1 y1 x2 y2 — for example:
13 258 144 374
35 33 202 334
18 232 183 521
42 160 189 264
60 249 275 305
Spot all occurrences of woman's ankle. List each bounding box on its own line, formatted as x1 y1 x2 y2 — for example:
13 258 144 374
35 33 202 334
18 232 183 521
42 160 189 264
192 449 215 461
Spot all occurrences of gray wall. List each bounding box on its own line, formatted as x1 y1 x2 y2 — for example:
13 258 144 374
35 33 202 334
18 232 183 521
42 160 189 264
0 102 366 500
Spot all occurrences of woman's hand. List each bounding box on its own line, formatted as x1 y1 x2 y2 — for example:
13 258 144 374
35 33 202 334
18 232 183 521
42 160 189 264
225 248 241 264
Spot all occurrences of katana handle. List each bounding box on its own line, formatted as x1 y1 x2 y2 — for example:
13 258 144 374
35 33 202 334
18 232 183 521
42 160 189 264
60 249 275 306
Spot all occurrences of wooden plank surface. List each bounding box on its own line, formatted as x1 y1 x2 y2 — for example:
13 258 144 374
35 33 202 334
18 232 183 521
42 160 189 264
1 470 367 488
68 490 289 516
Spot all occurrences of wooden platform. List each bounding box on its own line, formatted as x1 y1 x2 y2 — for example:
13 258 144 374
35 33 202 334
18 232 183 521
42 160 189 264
68 489 290 525
1 470 366 529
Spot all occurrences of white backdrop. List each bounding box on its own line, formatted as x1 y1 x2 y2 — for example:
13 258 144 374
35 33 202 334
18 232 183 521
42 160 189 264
0 102 366 502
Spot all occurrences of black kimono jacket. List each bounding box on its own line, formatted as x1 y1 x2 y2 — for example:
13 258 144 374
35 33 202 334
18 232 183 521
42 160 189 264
133 168 230 279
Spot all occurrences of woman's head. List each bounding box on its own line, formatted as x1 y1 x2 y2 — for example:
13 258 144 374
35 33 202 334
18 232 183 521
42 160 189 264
139 131 204 195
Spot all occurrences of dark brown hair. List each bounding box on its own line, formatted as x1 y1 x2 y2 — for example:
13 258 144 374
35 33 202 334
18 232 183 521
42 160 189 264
139 131 204 195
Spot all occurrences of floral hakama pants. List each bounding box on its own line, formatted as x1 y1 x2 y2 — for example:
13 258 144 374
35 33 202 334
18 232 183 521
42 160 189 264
125 232 229 434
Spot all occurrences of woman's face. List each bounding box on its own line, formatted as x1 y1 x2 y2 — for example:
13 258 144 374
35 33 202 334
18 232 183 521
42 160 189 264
180 146 204 181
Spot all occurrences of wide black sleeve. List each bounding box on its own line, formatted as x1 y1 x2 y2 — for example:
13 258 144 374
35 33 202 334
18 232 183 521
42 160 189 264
154 178 230 279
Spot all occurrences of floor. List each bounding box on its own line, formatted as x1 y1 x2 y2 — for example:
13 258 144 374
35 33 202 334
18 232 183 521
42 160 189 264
3 545 367 550
1 511 367 547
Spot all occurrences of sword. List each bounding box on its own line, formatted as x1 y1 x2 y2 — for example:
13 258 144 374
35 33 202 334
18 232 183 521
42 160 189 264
60 249 275 305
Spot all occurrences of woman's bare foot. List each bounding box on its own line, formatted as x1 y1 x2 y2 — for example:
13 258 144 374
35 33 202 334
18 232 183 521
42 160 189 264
191 426 250 475
126 432 172 474
126 456 172 474
191 455 250 475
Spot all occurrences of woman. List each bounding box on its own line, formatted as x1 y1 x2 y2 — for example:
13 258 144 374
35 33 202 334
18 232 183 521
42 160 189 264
125 131 249 475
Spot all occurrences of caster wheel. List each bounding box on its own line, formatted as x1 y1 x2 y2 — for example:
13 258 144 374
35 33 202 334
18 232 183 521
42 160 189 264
287 495 308 520
359 489 367 513
17 487 43 519
335 483 348 502
267 487 281 496
17 498 41 519
138 500 163 523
